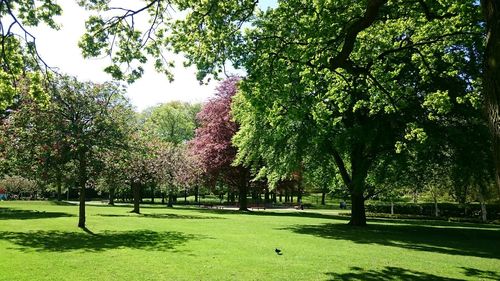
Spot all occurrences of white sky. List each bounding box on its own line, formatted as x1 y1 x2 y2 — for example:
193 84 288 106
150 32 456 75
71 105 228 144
30 1 277 112
31 2 217 112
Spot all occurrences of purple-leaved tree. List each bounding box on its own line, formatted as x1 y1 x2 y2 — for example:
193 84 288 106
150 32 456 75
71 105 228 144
189 77 251 210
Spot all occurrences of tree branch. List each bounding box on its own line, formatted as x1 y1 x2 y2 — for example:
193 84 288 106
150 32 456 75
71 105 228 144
328 0 387 71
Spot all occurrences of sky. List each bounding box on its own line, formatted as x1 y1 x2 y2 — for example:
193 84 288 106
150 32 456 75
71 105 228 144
30 1 278 111
28 2 218 112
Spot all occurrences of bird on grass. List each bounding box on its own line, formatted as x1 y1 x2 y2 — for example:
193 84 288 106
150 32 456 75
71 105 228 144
275 248 282 255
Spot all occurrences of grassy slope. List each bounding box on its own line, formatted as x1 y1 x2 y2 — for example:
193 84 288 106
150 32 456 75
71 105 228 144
0 201 499 281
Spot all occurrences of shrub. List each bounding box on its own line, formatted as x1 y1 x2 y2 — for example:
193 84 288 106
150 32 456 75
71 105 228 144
365 201 500 220
0 175 39 198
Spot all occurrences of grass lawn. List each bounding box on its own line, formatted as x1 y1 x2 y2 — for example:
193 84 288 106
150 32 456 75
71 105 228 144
0 201 499 281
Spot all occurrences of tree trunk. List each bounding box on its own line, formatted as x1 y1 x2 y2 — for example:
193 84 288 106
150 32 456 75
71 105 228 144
433 196 439 217
239 175 248 211
230 191 235 204
167 193 173 207
195 186 199 203
151 185 155 203
56 173 62 201
279 191 282 202
321 190 326 205
78 185 86 228
161 192 165 204
132 182 140 214
482 0 500 192
390 200 394 215
264 188 270 204
109 187 115 206
332 144 370 226
349 191 366 226
478 187 488 222
184 188 188 203
77 153 87 228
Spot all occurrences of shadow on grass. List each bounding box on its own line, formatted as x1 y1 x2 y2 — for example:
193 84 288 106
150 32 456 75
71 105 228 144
181 207 351 221
0 208 74 220
185 207 500 229
49 201 76 206
461 267 500 280
0 229 201 252
283 222 500 260
326 266 463 281
96 213 223 220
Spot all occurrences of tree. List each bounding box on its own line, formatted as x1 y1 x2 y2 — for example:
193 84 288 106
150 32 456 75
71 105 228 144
2 89 73 201
481 0 500 191
7 75 132 227
98 149 129 205
76 1 490 226
141 101 201 145
0 0 62 111
189 1 484 225
172 145 203 204
189 77 251 210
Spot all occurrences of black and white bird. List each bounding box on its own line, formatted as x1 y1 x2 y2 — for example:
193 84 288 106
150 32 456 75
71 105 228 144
275 248 282 255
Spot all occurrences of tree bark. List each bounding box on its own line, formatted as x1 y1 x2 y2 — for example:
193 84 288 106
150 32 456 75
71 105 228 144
482 0 500 192
238 173 248 211
297 184 302 204
167 192 174 207
151 185 155 203
56 173 62 201
321 190 326 205
77 153 87 228
108 187 115 205
195 186 199 203
332 144 370 226
478 187 488 222
350 191 367 226
433 196 439 217
229 191 235 203
131 182 140 214
390 200 394 215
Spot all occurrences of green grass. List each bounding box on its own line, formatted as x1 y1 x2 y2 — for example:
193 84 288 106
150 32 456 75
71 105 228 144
0 201 499 281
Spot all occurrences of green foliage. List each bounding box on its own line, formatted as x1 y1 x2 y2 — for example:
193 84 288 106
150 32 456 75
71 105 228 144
366 201 500 220
0 175 38 195
77 0 174 82
0 0 63 110
2 75 134 199
141 101 200 145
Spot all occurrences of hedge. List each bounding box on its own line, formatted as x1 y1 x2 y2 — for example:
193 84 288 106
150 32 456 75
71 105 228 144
365 201 500 220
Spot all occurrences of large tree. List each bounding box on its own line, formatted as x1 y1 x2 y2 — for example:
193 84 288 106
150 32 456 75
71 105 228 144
481 0 500 191
76 1 492 225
